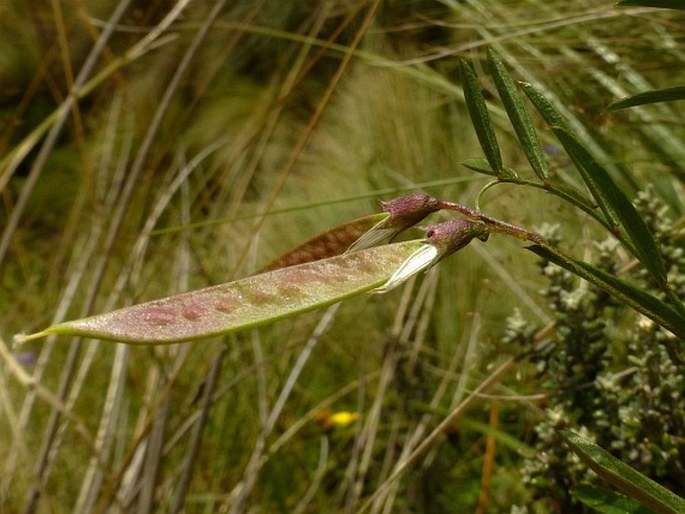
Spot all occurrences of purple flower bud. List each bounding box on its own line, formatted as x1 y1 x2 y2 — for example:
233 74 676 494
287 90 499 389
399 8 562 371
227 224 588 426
422 218 489 259
374 218 490 294
349 193 442 253
380 193 441 234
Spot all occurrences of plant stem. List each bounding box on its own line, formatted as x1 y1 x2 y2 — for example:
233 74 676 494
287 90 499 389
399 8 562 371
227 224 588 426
435 200 548 244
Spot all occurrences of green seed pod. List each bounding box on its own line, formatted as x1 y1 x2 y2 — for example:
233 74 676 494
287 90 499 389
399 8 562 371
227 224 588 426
18 240 424 345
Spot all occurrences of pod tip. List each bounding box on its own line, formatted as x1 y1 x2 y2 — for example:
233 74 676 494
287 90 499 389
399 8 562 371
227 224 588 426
13 330 49 345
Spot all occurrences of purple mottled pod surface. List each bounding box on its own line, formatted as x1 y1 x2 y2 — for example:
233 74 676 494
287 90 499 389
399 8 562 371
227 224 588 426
21 240 425 344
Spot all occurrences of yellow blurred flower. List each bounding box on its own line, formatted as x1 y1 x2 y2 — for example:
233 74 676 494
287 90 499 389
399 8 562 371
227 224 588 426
314 410 360 430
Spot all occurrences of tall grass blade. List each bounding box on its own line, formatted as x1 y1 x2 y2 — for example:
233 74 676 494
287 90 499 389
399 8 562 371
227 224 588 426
487 49 548 180
561 430 685 514
617 0 685 9
459 60 508 177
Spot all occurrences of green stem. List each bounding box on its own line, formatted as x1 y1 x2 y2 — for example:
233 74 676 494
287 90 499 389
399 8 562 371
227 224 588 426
492 177 616 235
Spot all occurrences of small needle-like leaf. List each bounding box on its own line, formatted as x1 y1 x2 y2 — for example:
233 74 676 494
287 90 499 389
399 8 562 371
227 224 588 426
487 49 549 180
459 59 509 177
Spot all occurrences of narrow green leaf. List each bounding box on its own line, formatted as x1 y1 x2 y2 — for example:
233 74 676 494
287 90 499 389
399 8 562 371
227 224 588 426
261 213 389 271
572 484 652 514
527 244 685 340
460 158 499 176
520 81 630 219
460 158 518 178
608 85 685 110
487 49 548 180
552 127 619 228
543 177 599 215
553 128 668 286
459 60 509 177
20 241 425 345
561 430 685 514
617 0 685 10
520 81 572 131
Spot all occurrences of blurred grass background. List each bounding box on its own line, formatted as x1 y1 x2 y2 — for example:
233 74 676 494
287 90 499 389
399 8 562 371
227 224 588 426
0 0 683 512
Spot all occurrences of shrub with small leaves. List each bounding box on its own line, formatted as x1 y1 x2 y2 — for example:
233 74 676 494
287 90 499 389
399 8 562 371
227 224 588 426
606 188 685 491
507 189 685 512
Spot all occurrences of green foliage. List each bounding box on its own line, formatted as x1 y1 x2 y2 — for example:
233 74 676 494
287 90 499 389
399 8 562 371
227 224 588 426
551 128 668 287
459 49 685 343
562 430 685 514
458 59 508 177
487 49 549 181
2 1 684 513
458 40 685 514
503 192 685 512
609 85 685 110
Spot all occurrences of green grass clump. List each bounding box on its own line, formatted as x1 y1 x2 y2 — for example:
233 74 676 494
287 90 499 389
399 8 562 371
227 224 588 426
1 1 684 513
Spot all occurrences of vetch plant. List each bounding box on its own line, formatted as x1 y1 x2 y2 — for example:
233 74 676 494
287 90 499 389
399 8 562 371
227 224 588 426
15 194 498 345
27 172 670 349
16 46 685 352
454 41 685 513
504 191 685 513
15 168 685 350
